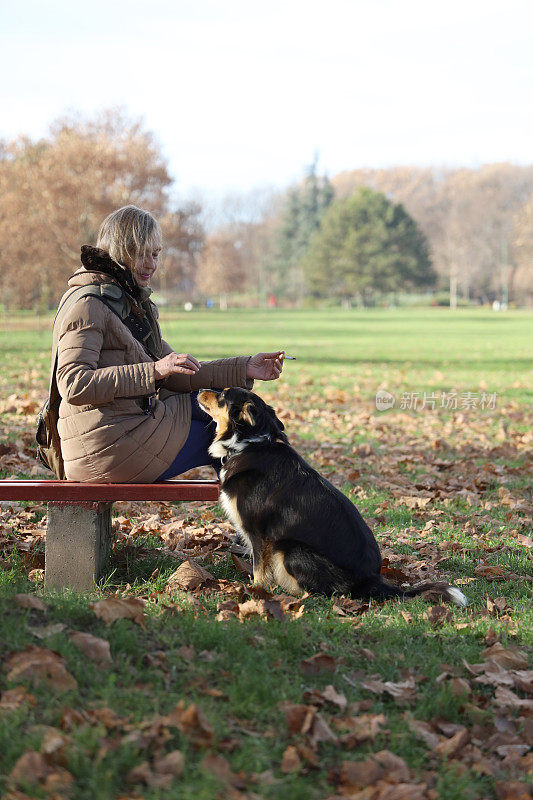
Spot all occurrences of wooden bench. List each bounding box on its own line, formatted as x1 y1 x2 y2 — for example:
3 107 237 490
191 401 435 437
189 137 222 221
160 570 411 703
0 480 220 591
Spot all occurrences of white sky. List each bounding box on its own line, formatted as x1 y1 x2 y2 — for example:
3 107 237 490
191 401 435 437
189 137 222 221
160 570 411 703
1 0 532 200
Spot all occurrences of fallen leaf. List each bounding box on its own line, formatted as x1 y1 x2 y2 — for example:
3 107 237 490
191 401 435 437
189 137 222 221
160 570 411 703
201 753 232 782
9 750 74 793
494 687 533 711
373 750 411 783
238 597 285 621
315 685 347 711
424 605 453 626
5 646 77 692
231 553 253 576
482 642 529 670
282 703 317 735
281 745 301 774
407 717 440 749
300 653 339 676
308 712 339 749
69 631 112 665
473 562 508 580
41 726 68 757
339 758 383 789
90 597 146 628
166 559 216 591
494 781 533 800
13 594 46 612
28 622 66 640
433 728 469 758
0 686 37 713
335 713 387 747
162 701 213 748
153 750 185 779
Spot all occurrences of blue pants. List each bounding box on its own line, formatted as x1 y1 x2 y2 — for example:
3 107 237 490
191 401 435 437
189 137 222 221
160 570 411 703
155 392 220 481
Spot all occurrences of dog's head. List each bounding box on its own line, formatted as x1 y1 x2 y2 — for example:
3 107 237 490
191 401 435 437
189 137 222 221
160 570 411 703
198 387 286 459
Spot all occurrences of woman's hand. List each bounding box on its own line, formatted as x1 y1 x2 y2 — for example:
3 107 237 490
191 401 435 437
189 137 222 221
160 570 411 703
154 353 200 380
246 351 284 382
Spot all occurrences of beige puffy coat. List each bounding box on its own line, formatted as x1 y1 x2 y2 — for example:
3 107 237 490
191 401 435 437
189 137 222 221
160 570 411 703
56 269 252 482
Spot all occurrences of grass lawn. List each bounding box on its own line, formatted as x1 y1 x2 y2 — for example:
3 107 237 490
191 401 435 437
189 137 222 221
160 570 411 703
0 307 531 799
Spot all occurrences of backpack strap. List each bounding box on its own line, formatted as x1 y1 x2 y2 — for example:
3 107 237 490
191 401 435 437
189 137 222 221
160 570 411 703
48 283 161 406
48 285 126 403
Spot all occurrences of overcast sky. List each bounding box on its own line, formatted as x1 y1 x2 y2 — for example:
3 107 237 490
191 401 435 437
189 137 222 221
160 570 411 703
1 0 532 200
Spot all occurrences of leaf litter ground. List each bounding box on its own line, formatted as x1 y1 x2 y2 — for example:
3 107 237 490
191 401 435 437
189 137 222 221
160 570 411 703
0 310 531 799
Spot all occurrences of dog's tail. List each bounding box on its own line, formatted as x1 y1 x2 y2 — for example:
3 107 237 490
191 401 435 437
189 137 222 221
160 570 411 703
361 578 467 607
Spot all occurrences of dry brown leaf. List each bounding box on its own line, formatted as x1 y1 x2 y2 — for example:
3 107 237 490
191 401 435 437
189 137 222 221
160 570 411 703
473 562 508 580
339 758 384 789
166 559 216 591
201 753 232 782
162 701 213 748
153 750 185 779
0 686 37 713
9 750 74 793
373 750 411 783
280 745 302 774
321 685 348 711
359 674 419 705
231 553 253 576
494 687 533 711
282 703 317 735
433 728 469 758
13 594 46 612
5 645 77 692
336 713 387 747
516 533 533 549
424 605 453 626
238 597 284 621
482 642 529 670
486 596 510 615
28 622 66 640
407 717 440 749
300 653 339 676
69 631 112 665
40 726 68 757
494 781 533 800
90 597 146 628
308 712 339 749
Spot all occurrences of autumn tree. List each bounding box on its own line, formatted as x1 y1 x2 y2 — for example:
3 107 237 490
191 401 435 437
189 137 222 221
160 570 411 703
303 187 435 305
510 197 533 302
196 230 247 309
0 109 202 308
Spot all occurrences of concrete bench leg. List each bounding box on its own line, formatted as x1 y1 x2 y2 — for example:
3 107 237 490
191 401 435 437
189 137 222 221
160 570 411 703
45 501 113 590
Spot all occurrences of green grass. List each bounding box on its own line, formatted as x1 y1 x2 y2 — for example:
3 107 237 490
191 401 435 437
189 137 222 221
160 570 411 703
0 307 531 799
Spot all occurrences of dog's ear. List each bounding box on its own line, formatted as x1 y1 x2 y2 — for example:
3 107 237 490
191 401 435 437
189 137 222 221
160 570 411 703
239 401 255 426
266 404 284 431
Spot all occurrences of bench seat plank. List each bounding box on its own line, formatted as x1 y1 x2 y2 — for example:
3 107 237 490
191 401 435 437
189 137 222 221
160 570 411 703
0 480 220 502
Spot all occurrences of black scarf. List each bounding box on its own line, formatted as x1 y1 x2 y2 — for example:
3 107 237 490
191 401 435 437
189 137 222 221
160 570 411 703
78 245 161 361
80 245 143 302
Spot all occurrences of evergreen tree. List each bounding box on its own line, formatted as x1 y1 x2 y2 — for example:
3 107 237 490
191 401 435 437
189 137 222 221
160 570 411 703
302 187 435 305
271 158 334 302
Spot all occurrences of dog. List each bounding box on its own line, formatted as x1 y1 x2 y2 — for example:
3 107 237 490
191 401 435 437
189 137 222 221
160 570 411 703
198 387 467 606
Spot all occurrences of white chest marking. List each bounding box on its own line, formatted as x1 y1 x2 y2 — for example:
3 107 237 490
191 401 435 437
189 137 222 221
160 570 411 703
220 490 253 555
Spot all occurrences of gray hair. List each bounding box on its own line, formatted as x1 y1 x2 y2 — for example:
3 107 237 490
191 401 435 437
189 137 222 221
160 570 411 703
96 206 162 267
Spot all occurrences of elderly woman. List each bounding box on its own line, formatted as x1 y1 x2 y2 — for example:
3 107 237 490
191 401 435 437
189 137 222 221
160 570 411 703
55 205 283 483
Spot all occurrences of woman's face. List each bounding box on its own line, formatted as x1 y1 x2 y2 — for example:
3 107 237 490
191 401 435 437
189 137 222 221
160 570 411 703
130 246 161 287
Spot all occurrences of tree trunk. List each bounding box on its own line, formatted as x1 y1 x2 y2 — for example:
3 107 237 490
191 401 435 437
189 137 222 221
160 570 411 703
450 268 458 310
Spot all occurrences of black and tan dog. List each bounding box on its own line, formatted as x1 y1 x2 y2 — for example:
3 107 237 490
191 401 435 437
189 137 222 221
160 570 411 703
198 387 467 606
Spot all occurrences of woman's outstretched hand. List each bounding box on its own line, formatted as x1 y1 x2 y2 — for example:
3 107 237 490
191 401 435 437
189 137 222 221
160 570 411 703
246 351 284 381
154 353 200 380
